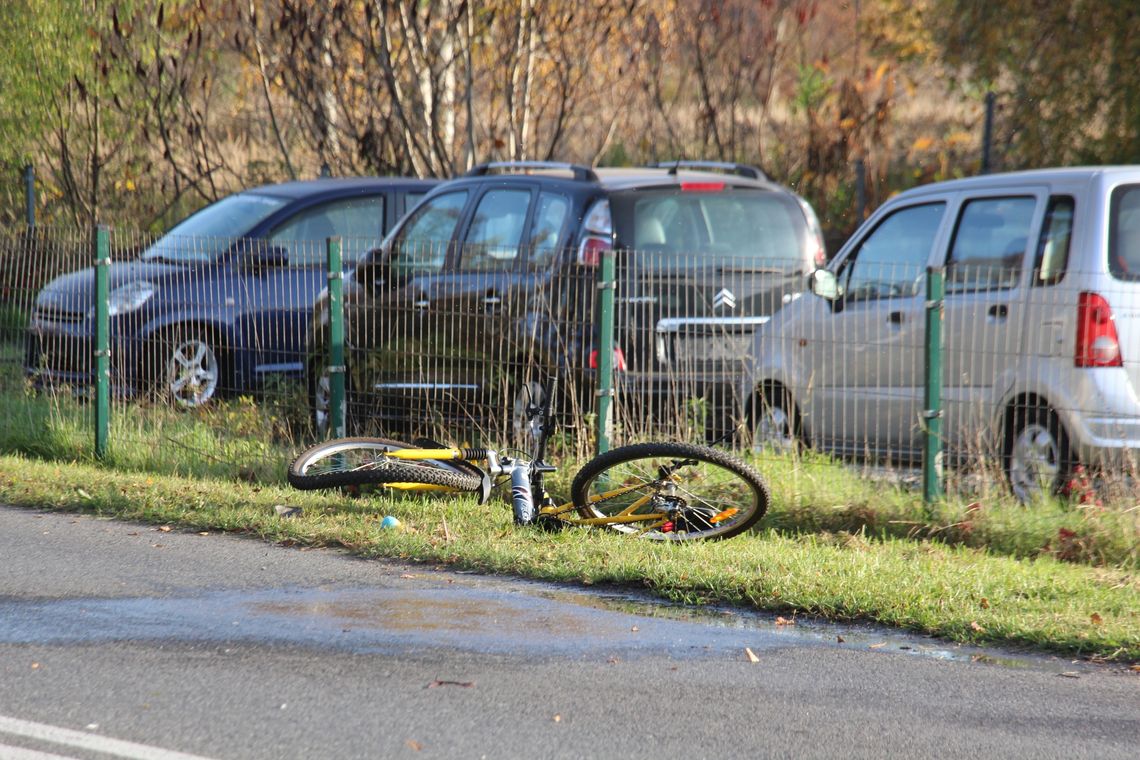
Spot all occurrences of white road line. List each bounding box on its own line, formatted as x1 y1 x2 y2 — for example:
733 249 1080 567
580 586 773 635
0 715 218 760
0 744 79 760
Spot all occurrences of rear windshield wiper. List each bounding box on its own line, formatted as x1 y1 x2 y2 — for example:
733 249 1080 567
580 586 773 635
717 265 800 275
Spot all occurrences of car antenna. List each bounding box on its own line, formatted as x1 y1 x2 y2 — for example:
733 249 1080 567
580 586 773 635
667 159 682 176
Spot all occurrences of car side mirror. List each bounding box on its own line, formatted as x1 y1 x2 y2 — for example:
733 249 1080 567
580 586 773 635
810 269 842 301
353 247 392 290
236 241 289 270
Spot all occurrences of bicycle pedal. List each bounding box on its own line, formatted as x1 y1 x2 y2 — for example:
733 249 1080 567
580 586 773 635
533 513 567 532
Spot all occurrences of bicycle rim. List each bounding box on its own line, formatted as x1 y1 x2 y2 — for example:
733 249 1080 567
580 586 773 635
288 437 483 492
570 442 768 541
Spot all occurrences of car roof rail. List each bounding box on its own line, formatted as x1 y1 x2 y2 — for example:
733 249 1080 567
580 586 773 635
465 161 599 183
649 160 770 181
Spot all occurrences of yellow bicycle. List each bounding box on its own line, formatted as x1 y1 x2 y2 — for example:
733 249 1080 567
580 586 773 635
288 385 769 542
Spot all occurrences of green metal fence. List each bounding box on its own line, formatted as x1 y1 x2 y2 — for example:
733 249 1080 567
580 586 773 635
3 223 1138 506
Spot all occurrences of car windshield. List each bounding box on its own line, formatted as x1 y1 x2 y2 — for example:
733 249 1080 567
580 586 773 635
613 188 808 272
141 193 289 263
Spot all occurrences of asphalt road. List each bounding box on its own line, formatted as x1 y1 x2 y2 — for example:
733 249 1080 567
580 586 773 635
0 505 1136 759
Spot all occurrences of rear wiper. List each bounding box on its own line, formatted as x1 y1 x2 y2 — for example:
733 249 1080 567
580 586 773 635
717 265 799 275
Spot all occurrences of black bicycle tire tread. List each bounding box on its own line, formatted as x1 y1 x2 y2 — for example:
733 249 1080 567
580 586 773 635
570 441 770 541
288 436 483 492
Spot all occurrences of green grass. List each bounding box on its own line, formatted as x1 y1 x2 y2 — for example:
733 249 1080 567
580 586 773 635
0 381 1137 662
0 453 1135 662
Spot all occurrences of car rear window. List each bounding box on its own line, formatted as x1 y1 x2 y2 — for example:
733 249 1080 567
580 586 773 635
611 188 808 270
1109 184 1140 280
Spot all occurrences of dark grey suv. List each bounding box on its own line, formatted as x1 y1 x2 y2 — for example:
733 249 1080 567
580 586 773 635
309 161 825 441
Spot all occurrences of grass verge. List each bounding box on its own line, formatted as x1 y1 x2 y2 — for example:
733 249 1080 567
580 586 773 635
1 453 1136 663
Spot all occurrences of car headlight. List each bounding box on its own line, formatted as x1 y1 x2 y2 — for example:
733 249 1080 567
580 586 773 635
94 281 156 318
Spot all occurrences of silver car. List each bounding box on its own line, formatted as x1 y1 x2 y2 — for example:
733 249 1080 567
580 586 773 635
743 166 1140 500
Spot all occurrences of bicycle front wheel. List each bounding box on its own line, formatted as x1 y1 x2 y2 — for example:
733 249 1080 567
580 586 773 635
288 437 483 492
570 442 769 541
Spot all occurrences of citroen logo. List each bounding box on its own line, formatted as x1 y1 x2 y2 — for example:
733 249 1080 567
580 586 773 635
712 288 736 310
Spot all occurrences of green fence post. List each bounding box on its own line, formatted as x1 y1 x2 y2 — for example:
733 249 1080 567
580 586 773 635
326 236 346 439
94 226 111 459
922 266 944 505
595 248 616 455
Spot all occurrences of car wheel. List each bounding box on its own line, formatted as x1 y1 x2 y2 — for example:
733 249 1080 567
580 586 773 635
751 386 800 453
511 377 549 449
161 330 221 409
309 355 354 437
1005 405 1073 502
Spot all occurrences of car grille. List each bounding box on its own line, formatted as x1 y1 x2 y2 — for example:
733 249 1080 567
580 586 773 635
34 305 86 326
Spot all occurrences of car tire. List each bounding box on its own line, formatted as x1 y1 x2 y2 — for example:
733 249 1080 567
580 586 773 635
310 357 353 439
750 385 800 453
155 328 223 409
1004 404 1074 502
510 375 550 450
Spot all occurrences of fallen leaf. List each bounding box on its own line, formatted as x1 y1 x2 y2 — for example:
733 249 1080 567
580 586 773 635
607 657 620 665
77 488 92 500
158 526 172 533
980 598 990 609
405 739 423 751
553 714 562 723
1128 664 1140 673
426 680 475 689
775 616 795 626
198 532 209 536
30 662 39 670
1090 613 1104 626
869 642 887 649
273 505 303 519
744 647 760 663
970 621 985 632
1057 672 1080 679
400 574 418 579
630 626 639 632
836 635 845 643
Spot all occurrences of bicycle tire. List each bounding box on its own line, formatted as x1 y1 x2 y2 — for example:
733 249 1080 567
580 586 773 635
570 442 769 541
288 437 484 492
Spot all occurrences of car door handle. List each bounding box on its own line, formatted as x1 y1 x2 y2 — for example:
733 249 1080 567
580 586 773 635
988 304 1009 320
413 299 430 310
482 295 503 312
888 311 904 324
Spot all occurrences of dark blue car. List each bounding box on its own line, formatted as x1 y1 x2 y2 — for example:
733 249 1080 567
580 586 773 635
25 177 437 407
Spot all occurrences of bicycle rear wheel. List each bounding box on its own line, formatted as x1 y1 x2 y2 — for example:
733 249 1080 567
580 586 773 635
288 437 483 492
570 442 769 541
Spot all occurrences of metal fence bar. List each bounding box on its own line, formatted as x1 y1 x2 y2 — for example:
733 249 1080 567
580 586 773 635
923 266 945 504
595 248 616 455
23 165 35 228
326 236 346 438
93 225 110 459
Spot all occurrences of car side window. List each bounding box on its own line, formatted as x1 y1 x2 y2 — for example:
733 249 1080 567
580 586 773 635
528 192 570 267
460 189 531 271
840 202 945 302
1033 196 1075 286
392 191 468 274
944 196 1035 293
1109 185 1140 281
269 196 385 265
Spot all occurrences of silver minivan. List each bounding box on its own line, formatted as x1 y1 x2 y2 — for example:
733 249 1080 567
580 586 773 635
743 167 1140 500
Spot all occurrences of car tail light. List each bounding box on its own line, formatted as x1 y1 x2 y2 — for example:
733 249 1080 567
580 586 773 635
577 236 611 267
1075 292 1122 367
680 181 725 192
810 237 827 268
589 346 627 371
